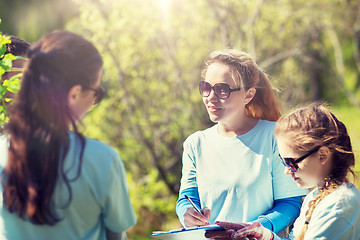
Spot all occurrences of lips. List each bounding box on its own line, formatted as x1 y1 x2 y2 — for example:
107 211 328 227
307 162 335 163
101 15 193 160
290 173 300 182
293 177 300 181
208 105 222 113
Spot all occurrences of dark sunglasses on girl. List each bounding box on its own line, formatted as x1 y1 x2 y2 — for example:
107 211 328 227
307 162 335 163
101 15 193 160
279 146 321 172
82 86 106 105
199 81 241 99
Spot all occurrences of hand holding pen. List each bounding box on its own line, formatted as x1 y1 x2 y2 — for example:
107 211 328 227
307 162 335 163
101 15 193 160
183 195 211 227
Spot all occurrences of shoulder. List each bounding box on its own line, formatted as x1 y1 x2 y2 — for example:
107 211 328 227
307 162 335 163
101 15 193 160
243 120 276 147
84 137 118 158
303 184 360 238
327 183 360 205
244 120 276 141
312 183 360 217
68 132 121 170
69 132 118 157
333 183 360 207
183 125 217 145
255 119 276 132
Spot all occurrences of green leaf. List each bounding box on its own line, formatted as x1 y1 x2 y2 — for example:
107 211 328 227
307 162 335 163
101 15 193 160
0 35 10 57
0 55 16 71
3 74 21 93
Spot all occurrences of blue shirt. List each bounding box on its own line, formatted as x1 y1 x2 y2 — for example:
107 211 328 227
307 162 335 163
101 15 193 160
0 132 137 240
288 182 360 240
177 120 306 227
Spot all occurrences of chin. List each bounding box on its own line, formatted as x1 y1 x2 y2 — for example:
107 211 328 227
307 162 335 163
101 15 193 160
208 114 221 123
298 182 316 189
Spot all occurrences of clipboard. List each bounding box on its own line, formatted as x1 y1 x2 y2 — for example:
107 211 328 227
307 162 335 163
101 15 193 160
150 224 225 240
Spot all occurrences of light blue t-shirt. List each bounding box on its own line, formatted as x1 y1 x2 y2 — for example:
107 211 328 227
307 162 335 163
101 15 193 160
179 120 307 224
0 132 137 240
287 182 360 240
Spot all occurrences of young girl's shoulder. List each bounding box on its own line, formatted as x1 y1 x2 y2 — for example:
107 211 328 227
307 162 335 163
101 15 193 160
307 183 360 214
338 183 360 205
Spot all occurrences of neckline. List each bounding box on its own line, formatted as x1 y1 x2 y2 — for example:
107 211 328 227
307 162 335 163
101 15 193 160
213 120 262 142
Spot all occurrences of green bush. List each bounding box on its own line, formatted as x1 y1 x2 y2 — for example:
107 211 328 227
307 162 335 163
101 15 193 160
0 31 23 126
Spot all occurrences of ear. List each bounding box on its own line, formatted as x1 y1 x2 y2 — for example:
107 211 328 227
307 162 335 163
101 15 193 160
319 146 331 164
68 85 83 107
244 87 256 105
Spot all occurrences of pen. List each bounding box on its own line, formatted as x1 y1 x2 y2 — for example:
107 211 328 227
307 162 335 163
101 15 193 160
185 195 203 215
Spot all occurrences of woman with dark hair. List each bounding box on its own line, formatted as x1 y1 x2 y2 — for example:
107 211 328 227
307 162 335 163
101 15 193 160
205 104 360 240
0 30 136 239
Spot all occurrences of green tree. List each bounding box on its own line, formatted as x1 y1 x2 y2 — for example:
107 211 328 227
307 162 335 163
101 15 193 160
202 0 360 107
0 0 78 42
63 0 360 236
0 29 22 126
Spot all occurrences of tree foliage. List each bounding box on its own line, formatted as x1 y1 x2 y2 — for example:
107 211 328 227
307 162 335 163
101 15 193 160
0 0 77 42
0 31 22 125
61 0 360 234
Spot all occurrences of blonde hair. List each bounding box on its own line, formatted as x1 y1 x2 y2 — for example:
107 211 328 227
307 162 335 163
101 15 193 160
201 49 281 121
274 103 355 240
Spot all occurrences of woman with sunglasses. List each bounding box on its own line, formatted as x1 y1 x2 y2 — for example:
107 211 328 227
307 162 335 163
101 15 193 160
0 31 136 239
176 49 306 235
205 104 360 240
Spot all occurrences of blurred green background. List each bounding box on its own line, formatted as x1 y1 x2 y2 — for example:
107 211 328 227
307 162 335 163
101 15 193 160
1 0 360 239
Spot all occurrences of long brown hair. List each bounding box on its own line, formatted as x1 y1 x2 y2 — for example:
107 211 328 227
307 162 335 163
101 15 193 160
274 104 355 240
3 31 103 225
201 49 281 121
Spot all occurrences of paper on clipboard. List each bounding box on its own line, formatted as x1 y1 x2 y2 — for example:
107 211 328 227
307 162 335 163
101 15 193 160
150 224 225 240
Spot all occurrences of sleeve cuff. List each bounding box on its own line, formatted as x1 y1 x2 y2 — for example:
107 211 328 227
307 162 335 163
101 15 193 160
256 216 273 231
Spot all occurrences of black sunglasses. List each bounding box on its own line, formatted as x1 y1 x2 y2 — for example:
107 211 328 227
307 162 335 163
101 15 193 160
82 86 106 105
199 81 241 99
279 146 321 172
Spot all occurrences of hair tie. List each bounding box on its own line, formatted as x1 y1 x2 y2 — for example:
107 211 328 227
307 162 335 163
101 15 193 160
305 221 309 225
27 52 51 70
29 52 52 63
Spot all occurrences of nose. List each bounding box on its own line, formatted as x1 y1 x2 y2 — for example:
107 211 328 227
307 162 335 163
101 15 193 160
284 167 292 175
206 88 219 101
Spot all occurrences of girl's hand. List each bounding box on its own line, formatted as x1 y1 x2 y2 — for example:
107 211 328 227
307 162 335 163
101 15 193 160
205 221 247 239
183 207 210 227
232 222 273 240
205 221 273 240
